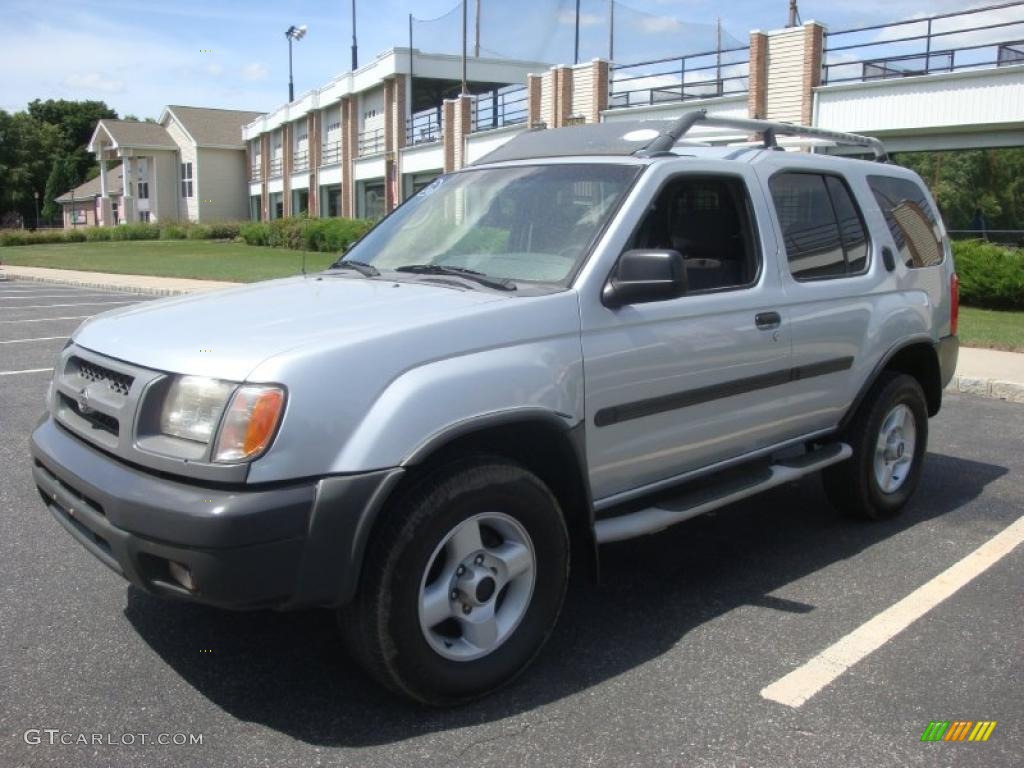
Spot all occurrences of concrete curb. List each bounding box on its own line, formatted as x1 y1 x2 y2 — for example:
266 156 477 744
2 273 227 297
946 376 1024 404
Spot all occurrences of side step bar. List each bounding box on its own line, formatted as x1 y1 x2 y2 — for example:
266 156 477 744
594 443 852 544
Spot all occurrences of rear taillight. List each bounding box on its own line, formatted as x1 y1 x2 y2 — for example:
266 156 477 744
950 273 960 336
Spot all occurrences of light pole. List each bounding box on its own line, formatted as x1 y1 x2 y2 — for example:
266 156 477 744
351 0 358 71
285 24 307 102
33 190 40 230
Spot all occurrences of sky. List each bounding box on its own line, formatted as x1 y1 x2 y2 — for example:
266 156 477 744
0 0 1000 119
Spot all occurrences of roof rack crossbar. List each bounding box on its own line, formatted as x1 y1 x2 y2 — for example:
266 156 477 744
636 108 889 162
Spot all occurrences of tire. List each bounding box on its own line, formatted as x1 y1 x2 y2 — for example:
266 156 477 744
823 372 928 520
339 456 570 706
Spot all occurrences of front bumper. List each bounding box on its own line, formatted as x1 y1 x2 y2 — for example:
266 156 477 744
30 416 402 610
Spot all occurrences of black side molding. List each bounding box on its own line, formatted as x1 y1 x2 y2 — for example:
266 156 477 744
595 357 854 427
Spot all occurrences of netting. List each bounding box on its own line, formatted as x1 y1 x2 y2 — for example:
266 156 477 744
410 0 744 67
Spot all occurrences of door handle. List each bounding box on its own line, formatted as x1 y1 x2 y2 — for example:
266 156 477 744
755 311 781 330
881 246 896 272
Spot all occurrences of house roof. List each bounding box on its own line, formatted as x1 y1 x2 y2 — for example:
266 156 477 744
163 105 264 148
56 165 124 203
93 120 177 150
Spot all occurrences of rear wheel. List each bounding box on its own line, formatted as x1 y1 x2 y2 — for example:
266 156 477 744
339 457 569 705
823 372 928 520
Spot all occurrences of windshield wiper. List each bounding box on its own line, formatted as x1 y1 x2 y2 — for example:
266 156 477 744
394 264 516 291
330 260 380 277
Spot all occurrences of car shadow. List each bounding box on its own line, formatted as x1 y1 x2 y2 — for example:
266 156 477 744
123 452 1006 746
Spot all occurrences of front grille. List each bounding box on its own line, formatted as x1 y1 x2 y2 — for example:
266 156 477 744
60 392 119 437
73 357 134 397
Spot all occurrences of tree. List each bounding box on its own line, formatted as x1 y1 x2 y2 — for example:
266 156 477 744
41 155 79 224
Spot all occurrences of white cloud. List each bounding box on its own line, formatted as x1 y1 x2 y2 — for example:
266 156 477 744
63 71 125 93
241 62 270 82
206 62 224 77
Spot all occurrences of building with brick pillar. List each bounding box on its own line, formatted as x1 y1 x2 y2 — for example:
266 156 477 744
244 48 547 222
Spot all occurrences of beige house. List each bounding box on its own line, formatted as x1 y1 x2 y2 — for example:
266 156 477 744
84 106 262 226
56 165 124 228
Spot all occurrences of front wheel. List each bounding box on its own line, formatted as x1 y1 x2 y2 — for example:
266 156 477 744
823 372 929 520
339 457 569 705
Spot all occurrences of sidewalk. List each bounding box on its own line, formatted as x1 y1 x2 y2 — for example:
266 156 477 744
949 347 1024 403
2 264 1023 403
0 265 238 296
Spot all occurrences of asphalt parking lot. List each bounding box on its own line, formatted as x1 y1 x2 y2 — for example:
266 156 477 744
1 279 1021 768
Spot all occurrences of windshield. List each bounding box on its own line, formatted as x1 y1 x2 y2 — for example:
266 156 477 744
338 164 639 285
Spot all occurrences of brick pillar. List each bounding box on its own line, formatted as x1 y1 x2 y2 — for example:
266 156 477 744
260 134 270 221
341 96 356 218
748 31 768 119
553 65 573 128
453 95 473 170
801 22 825 125
282 123 292 217
527 74 543 128
442 98 457 173
591 59 609 123
307 112 320 217
763 21 826 125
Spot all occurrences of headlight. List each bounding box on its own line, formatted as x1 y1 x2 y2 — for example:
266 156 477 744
160 376 234 443
212 385 286 462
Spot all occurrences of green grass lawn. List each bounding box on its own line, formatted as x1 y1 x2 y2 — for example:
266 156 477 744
0 240 338 282
959 306 1024 352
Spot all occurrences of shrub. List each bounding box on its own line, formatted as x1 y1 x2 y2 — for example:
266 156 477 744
186 224 212 240
0 229 69 246
953 240 1024 310
84 226 112 241
109 223 160 241
205 221 241 239
239 221 270 246
159 224 187 240
63 229 87 243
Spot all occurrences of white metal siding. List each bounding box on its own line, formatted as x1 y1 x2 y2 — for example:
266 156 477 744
572 64 593 119
815 65 1024 133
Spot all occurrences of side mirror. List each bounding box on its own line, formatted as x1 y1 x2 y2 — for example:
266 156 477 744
602 249 688 308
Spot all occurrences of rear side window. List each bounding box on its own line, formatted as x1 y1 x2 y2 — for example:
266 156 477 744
867 175 944 268
769 172 870 280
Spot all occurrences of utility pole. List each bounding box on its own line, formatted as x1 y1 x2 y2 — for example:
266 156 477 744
351 0 358 70
574 0 581 64
475 0 481 57
461 0 468 94
608 0 614 62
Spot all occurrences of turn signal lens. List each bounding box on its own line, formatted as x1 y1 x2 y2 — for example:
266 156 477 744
213 385 286 462
950 272 960 336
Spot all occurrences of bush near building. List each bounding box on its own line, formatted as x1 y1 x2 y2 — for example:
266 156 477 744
954 240 1024 310
0 217 369 252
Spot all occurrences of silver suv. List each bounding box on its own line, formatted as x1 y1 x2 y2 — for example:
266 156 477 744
31 111 959 705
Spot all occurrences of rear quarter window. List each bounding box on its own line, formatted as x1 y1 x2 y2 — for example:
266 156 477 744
867 175 944 268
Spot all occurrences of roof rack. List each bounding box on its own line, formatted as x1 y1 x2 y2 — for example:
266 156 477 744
635 109 889 163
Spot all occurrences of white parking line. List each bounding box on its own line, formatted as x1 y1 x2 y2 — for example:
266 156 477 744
760 515 1024 708
0 301 133 310
0 294 126 300
0 315 90 324
0 336 68 345
0 367 54 376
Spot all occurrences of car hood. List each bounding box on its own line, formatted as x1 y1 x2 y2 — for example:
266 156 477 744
73 274 509 381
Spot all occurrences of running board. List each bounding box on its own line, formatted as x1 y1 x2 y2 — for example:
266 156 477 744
594 443 852 544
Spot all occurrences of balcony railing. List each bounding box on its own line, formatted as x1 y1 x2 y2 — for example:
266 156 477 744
406 108 442 146
321 141 341 165
609 46 750 109
250 164 262 182
293 149 309 172
358 128 384 156
473 85 528 132
268 157 283 177
823 1 1024 85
